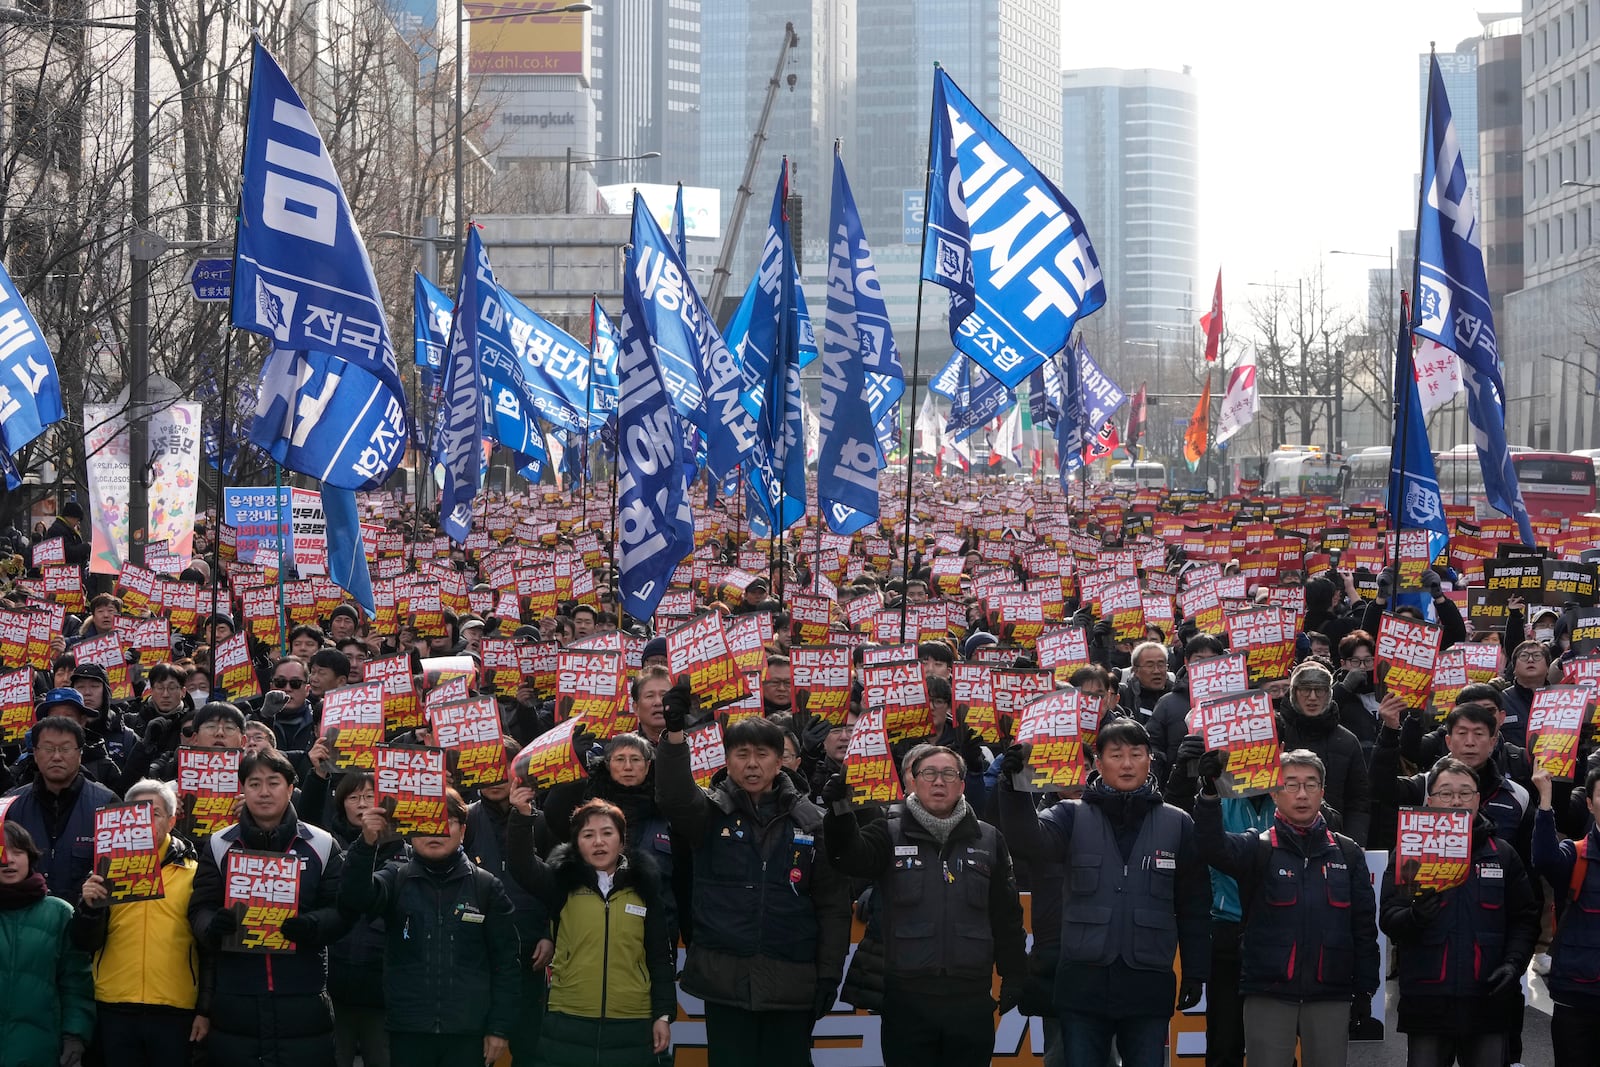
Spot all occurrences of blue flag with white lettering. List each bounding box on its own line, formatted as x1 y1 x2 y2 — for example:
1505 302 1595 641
459 233 551 482
590 299 620 437
1389 303 1449 562
617 202 696 620
1028 357 1063 429
414 272 451 371
819 152 899 534
744 160 807 532
432 229 488 542
921 68 1106 388
321 484 374 615
672 182 688 263
498 289 592 435
233 42 407 489
930 351 1014 443
1075 335 1126 432
1057 345 1088 475
0 259 63 489
1415 53 1531 546
627 202 756 478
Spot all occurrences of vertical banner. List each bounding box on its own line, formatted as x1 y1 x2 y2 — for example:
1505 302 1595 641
148 402 202 563
93 801 164 903
289 487 328 577
83 403 129 575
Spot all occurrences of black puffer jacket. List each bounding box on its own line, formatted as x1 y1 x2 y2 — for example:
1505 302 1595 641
328 819 406 1009
1278 705 1371 846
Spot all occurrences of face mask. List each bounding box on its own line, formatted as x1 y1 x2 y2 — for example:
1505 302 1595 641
1535 628 1554 642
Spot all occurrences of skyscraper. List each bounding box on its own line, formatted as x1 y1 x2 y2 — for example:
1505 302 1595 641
589 0 701 187
1422 39 1481 202
1060 67 1200 372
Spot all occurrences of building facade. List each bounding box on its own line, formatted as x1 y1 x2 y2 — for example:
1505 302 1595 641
589 0 701 188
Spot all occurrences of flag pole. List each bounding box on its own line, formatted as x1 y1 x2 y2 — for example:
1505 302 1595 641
899 63 942 644
583 296 597 525
273 459 286 655
1394 43 1436 575
209 331 232 697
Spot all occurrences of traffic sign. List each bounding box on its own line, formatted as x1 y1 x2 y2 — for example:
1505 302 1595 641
189 258 232 302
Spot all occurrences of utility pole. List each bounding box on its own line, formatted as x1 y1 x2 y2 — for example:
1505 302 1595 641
127 0 151 567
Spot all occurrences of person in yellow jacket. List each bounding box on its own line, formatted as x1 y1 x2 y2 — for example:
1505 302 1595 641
70 778 209 1066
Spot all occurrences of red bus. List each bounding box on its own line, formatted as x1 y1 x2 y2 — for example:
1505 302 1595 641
1434 449 1596 521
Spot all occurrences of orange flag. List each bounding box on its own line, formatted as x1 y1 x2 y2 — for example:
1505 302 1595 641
1183 376 1211 471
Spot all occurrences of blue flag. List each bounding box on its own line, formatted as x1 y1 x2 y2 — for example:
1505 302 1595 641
930 351 1014 443
1057 346 1088 475
627 202 756 478
617 202 696 620
321 484 374 615
500 289 593 435
922 68 1106 388
819 151 899 534
433 229 489 541
589 299 621 436
1028 357 1063 429
672 182 688 263
1075 335 1126 431
1415 53 1532 546
414 272 451 371
1389 301 1449 563
233 41 407 490
0 259 62 489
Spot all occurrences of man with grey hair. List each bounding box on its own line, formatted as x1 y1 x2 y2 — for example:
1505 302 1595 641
1116 641 1173 725
1191 748 1378 1067
820 744 1027 1067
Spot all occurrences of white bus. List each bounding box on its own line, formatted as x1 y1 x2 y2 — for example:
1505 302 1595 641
1342 447 1390 506
1109 461 1167 488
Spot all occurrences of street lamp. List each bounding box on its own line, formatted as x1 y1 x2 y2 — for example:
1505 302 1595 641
564 149 662 213
1561 180 1600 190
454 3 592 274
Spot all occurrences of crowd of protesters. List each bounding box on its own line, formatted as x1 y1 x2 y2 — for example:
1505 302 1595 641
1 496 1598 1067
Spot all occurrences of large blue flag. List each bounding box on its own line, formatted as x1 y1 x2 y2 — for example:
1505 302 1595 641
500 289 593 435
930 351 1014 443
1028 356 1063 429
233 41 407 490
589 298 621 435
742 160 807 532
817 152 899 534
0 259 63 489
672 182 688 263
414 272 451 371
627 202 755 478
459 232 551 485
1389 296 1449 562
922 67 1106 388
617 201 696 620
1056 335 1126 475
320 484 374 615
432 229 488 541
1415 52 1532 546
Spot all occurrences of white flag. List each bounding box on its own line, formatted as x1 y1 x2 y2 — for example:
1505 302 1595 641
989 406 1022 465
915 392 942 457
1214 350 1260 446
1414 338 1465 414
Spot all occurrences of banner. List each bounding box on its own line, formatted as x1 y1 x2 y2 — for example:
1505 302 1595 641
0 254 64 486
1189 690 1282 798
842 706 901 805
1376 613 1442 711
666 612 744 710
1394 807 1472 894
686 721 727 789
0 667 32 743
93 801 164 903
214 632 259 701
366 652 422 731
320 682 386 770
222 849 300 952
83 403 129 575
177 747 240 838
374 745 448 836
146 402 201 563
223 487 292 565
512 719 588 789
861 660 931 742
1014 690 1088 793
790 645 851 727
1527 686 1591 780
429 697 507 788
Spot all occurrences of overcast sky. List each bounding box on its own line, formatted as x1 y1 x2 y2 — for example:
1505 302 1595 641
1060 0 1492 334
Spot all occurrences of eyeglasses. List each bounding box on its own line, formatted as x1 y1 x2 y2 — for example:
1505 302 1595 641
1429 788 1478 803
1278 780 1323 794
36 743 80 757
271 677 307 689
1344 657 1374 669
1514 651 1547 663
198 722 243 735
914 768 962 783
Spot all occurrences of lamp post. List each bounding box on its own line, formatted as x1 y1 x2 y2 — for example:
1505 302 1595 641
563 149 662 213
454 2 592 275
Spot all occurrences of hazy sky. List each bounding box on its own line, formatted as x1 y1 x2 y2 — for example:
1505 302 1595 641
1060 0 1491 333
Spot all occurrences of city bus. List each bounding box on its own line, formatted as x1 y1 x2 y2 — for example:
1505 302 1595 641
1434 448 1596 521
1109 461 1167 489
1342 447 1391 507
1261 446 1346 497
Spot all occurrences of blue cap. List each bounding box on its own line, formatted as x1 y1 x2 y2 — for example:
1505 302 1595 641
35 686 89 719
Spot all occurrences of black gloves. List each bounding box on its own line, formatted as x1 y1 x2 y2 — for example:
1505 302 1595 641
997 978 1023 1016
1485 963 1522 996
1196 749 1228 794
260 690 289 719
206 907 238 944
1176 977 1204 1011
141 716 173 747
1411 889 1443 923
820 773 850 806
280 915 319 946
662 677 691 734
960 727 987 772
1420 568 1443 599
1376 567 1397 602
998 743 1027 780
1176 734 1205 762
813 981 838 1020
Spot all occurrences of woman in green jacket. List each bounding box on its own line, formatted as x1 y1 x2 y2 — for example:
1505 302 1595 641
508 795 675 1067
0 821 95 1067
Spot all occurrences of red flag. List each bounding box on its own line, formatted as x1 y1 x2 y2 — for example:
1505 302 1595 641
1084 420 1120 463
1200 269 1223 363
1124 383 1147 456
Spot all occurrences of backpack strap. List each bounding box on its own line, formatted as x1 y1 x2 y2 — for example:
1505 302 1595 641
1572 837 1590 903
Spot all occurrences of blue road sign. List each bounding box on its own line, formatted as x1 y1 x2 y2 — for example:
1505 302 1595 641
189 258 233 302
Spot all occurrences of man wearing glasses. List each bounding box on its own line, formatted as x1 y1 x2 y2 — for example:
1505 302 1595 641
1193 749 1379 1067
1496 640 1551 750
3 715 119 899
1331 631 1381 760
264 658 318 779
822 743 1026 1066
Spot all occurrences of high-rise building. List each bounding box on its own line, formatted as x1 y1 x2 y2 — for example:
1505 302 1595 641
1423 40 1481 200
1059 67 1200 389
589 0 701 188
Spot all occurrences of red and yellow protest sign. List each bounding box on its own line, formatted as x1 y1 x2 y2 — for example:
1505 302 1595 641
1014 691 1087 794
842 707 901 805
94 801 164 903
861 661 931 743
1179 581 1224 637
240 585 280 646
993 668 1056 730
1225 608 1295 685
991 591 1046 648
1527 686 1592 780
223 850 300 952
430 697 507 787
0 667 32 744
790 593 834 645
1394 808 1472 894
1430 647 1469 712
1376 613 1443 711
1187 652 1250 706
214 632 259 701
365 653 422 732
177 747 240 838
478 637 522 698
374 746 448 836
1457 642 1503 684
1189 690 1282 798
556 650 629 738
512 719 588 789
953 663 999 744
123 617 170 670
320 682 386 770
725 612 772 674
1036 626 1091 684
687 721 727 789
1102 579 1144 643
73 632 134 701
790 646 852 727
666 613 745 709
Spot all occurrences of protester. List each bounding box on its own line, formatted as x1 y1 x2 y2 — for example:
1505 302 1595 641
1115 641 1173 724
0 821 96 1067
1276 661 1371 846
1532 763 1600 1065
340 786 521 1067
4 717 120 899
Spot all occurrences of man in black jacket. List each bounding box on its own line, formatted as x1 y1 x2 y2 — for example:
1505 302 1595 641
1277 661 1371 845
822 743 1027 1067
342 786 521 1067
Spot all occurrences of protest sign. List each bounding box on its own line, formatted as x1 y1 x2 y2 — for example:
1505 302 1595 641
1225 608 1296 685
993 668 1057 730
73 632 134 700
687 721 727 789
1527 686 1592 780
374 746 448 836
478 636 522 698
666 612 745 709
1014 690 1087 793
556 650 629 737
724 612 771 674
213 631 259 701
1035 626 1091 684
319 682 386 770
1429 647 1470 713
842 707 901 805
789 593 834 644
1376 613 1443 711
0 667 31 743
1187 652 1250 706
861 661 931 742
952 662 999 744
513 719 589 789
1189 690 1282 798
223 850 299 952
94 801 164 903
176 747 240 838
1102 579 1144 643
365 652 422 732
1394 808 1472 894
429 697 507 787
790 646 852 727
